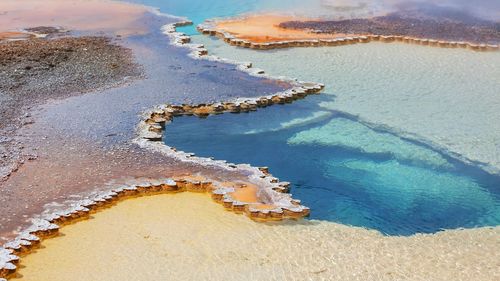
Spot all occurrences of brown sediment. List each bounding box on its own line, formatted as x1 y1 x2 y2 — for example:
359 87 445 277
199 14 499 52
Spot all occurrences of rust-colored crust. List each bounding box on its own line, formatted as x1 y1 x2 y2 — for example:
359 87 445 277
197 17 499 52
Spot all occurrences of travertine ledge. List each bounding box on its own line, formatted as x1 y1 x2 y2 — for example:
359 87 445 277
197 18 500 52
134 81 323 215
139 18 324 220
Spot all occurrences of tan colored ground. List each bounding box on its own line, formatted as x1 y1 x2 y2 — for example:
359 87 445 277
216 14 349 43
0 0 150 36
11 193 500 281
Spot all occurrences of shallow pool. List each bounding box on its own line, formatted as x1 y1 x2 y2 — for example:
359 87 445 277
131 0 500 235
165 95 500 235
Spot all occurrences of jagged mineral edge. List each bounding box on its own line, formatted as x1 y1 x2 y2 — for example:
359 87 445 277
197 17 500 52
0 12 325 279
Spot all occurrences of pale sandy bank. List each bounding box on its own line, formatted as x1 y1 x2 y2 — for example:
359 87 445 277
12 193 500 281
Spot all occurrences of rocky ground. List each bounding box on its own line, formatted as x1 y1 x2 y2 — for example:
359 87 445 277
279 11 500 44
0 36 142 181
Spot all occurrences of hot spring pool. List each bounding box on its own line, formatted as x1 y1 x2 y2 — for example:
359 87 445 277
162 32 500 235
165 95 500 235
131 0 500 235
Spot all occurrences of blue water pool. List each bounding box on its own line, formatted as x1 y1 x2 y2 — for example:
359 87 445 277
127 0 500 235
165 95 500 235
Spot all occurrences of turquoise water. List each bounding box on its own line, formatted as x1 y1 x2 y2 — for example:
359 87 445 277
165 96 500 235
127 0 500 234
194 37 500 175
